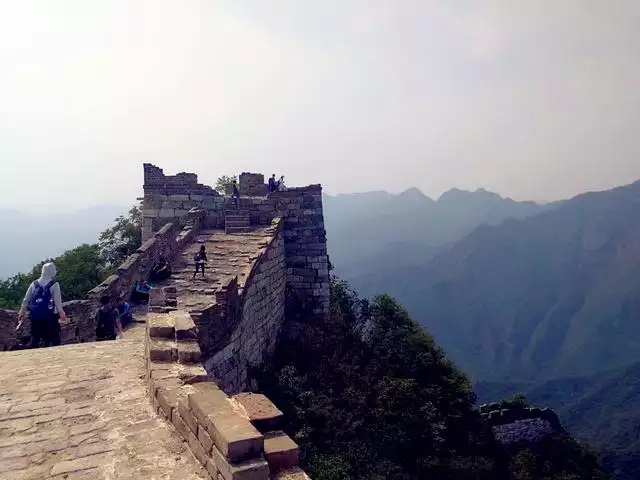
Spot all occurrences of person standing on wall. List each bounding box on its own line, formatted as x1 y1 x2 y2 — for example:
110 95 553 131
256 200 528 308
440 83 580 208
193 245 208 279
268 174 277 193
17 262 69 348
230 180 240 205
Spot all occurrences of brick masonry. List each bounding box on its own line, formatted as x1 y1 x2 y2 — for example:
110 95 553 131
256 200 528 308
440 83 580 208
144 308 310 479
141 164 330 332
203 220 287 393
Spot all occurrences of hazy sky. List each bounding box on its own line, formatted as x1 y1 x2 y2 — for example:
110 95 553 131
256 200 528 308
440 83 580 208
2 1 640 212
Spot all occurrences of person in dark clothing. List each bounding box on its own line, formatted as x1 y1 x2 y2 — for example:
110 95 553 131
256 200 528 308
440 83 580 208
268 174 276 193
231 180 240 205
193 245 208 279
96 295 123 341
150 256 171 282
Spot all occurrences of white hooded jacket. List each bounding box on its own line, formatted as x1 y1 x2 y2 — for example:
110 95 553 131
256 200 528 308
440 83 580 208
19 263 64 315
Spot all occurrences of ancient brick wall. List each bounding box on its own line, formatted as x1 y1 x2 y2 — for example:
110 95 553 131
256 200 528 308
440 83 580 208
145 309 310 479
204 221 286 393
239 172 267 196
91 209 204 304
479 403 564 445
0 309 19 351
142 164 330 330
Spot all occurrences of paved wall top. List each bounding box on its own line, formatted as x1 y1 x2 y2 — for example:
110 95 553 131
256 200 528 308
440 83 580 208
0 323 208 479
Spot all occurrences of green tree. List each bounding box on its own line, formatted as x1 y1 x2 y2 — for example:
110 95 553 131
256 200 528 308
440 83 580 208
98 205 142 267
215 175 237 195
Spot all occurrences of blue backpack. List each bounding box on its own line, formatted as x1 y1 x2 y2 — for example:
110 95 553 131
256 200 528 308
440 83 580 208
29 280 56 320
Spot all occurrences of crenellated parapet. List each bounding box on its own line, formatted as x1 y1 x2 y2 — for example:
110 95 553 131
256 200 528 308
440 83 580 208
479 403 565 445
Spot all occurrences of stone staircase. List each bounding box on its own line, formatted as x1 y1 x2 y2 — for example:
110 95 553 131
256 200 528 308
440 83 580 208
224 211 251 234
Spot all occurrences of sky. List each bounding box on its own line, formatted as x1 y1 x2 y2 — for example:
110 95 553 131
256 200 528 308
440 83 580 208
1 0 640 212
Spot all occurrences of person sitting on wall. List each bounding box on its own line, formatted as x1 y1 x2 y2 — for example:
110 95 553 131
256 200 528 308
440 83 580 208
17 262 69 349
95 295 124 341
118 301 133 327
132 280 151 303
149 256 171 282
268 174 277 193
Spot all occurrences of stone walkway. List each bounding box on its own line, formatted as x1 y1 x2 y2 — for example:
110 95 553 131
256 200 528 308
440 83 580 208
0 324 207 480
161 228 275 312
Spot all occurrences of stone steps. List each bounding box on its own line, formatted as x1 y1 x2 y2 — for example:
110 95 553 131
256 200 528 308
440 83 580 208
225 211 251 235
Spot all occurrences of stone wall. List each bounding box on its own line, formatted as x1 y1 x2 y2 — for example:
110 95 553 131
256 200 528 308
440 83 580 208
239 172 267 196
204 220 287 393
479 403 565 445
0 309 19 351
90 208 204 304
142 164 330 330
144 309 310 479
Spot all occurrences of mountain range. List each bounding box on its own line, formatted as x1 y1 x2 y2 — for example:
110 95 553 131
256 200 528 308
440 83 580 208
348 181 640 383
324 187 549 281
325 179 640 480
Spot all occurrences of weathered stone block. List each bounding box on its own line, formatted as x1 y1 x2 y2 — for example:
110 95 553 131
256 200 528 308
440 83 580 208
173 311 199 341
188 383 263 462
151 377 184 397
148 313 175 338
188 426 209 466
178 399 198 435
159 208 176 217
149 339 177 362
157 386 181 420
172 411 190 441
198 424 214 453
178 342 202 364
176 364 208 384
264 431 299 472
169 194 190 202
211 445 269 480
232 393 283 433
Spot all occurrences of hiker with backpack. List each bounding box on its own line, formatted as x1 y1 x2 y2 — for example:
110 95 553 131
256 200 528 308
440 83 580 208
95 295 124 341
193 245 208 279
17 262 68 348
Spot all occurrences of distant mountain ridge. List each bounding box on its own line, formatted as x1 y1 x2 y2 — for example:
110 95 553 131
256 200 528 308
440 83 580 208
324 187 550 282
0 205 128 278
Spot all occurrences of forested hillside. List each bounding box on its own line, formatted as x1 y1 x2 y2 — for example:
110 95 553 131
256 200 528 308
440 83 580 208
257 279 609 479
